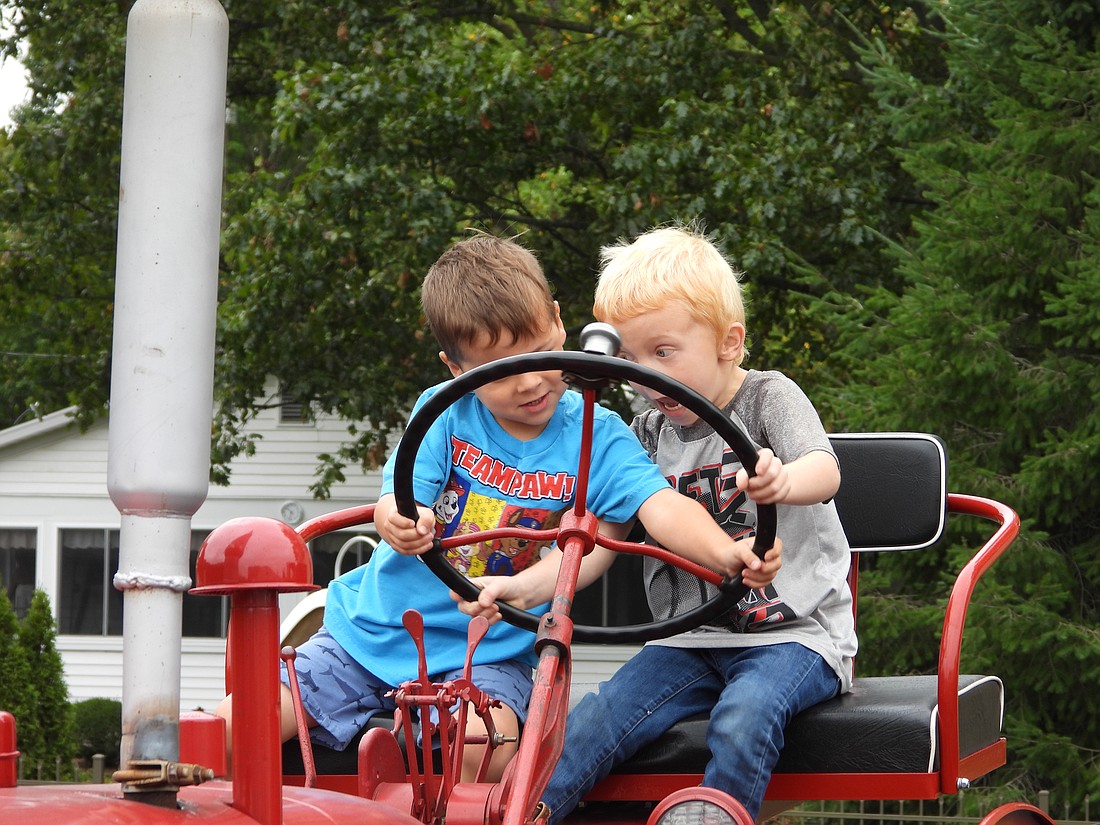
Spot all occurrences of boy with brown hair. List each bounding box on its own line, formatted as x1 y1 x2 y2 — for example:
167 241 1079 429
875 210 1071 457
216 232 779 782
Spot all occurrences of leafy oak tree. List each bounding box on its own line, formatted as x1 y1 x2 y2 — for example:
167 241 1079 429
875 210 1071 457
2 1 931 485
213 0 932 492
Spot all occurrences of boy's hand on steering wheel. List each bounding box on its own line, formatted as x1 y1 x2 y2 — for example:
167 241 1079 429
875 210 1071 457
452 576 520 625
739 538 782 589
375 494 436 555
736 448 791 505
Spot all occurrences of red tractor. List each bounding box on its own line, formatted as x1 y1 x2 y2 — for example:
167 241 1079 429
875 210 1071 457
0 342 1058 825
0 4 1061 823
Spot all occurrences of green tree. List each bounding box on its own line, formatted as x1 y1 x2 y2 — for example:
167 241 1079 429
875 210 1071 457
71 697 121 768
212 0 933 492
0 3 124 429
0 588 33 771
833 0 1100 804
2 2 933 488
19 590 75 777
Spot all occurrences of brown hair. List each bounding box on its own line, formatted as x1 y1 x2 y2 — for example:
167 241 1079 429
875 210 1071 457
421 233 556 362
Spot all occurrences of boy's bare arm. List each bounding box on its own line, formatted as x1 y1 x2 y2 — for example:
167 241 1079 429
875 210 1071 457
736 448 840 506
375 493 436 555
453 526 622 623
636 488 777 583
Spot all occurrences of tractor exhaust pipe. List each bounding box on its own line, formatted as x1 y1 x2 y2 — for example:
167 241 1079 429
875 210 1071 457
107 0 228 802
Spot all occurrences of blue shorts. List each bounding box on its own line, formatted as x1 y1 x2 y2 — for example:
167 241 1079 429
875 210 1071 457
279 625 533 751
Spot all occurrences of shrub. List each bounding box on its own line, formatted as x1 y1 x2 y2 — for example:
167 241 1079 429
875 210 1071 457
20 590 74 771
72 698 122 768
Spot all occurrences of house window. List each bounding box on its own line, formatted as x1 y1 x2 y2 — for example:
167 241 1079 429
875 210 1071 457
184 530 229 638
0 528 37 620
58 528 123 635
58 528 228 638
308 531 378 585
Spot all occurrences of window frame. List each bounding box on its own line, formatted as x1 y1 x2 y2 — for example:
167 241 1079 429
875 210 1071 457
57 527 229 639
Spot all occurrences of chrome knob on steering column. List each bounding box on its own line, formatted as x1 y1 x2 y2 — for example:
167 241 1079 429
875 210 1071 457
579 322 621 357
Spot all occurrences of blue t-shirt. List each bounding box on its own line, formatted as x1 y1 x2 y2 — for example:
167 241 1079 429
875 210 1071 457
324 385 671 686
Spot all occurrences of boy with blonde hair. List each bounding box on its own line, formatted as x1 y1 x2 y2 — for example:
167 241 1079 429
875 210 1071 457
217 232 779 783
540 224 855 821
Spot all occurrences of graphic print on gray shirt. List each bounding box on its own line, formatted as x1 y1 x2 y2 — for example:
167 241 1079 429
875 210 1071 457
631 369 858 690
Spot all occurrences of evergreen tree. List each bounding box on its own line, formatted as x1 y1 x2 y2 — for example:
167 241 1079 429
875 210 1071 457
19 590 74 778
833 0 1100 806
0 587 32 774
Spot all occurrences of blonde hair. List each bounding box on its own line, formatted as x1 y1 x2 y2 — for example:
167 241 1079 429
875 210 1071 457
421 233 556 362
594 224 748 363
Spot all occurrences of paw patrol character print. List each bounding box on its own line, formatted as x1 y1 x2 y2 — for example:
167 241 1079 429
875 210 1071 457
484 510 544 576
433 479 465 532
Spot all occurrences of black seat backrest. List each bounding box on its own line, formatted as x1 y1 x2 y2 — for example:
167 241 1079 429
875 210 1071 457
829 433 947 553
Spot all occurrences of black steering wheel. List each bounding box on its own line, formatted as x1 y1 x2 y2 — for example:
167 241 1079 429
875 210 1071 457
392 325 777 644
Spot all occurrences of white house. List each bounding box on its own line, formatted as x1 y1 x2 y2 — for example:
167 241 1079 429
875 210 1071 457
0 394 383 712
0 397 636 714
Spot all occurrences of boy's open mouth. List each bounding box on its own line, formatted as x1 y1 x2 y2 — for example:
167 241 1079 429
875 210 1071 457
655 396 683 414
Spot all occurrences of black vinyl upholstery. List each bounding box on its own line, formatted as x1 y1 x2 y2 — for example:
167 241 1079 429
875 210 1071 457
604 432 1003 777
609 675 1004 775
830 433 947 552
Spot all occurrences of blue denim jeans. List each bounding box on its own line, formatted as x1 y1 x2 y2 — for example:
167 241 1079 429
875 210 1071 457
542 642 840 823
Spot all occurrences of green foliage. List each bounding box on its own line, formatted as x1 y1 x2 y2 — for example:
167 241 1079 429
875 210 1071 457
0 588 32 748
210 0 938 493
833 0 1100 803
71 698 122 768
0 588 74 774
18 590 75 772
0 2 125 429
3 1 933 494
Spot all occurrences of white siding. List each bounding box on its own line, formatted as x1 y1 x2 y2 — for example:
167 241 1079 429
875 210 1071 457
570 644 641 689
59 637 229 712
0 398 384 714
0 418 112 497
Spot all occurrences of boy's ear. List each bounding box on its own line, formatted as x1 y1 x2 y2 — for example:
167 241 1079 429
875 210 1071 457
719 323 747 363
439 350 464 378
551 301 567 346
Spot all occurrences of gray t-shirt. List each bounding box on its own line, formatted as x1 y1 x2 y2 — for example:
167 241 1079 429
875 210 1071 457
631 369 857 691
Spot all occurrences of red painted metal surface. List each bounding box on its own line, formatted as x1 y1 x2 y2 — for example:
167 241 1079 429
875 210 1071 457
979 801 1058 825
193 517 319 596
937 494 1019 795
297 504 376 543
0 712 18 789
647 787 753 825
273 488 1021 822
230 591 283 824
281 647 317 789
0 781 422 824
192 517 318 825
180 711 228 778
